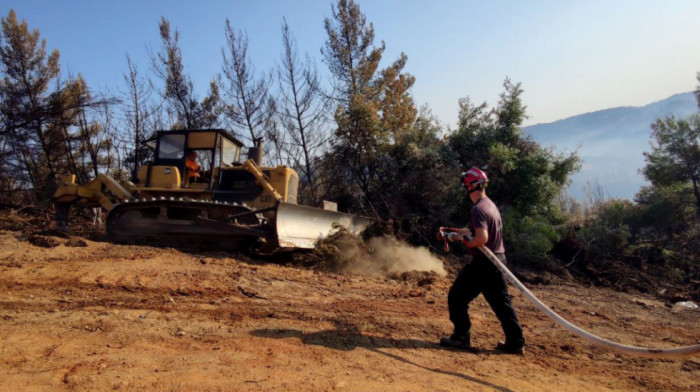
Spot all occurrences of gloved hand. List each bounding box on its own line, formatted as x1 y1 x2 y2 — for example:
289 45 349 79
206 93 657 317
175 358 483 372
445 232 462 242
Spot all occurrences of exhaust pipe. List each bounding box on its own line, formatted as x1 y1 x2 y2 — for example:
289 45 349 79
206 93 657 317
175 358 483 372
248 137 263 166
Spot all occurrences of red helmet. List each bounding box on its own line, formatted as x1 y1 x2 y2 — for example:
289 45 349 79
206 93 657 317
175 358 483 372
460 167 488 192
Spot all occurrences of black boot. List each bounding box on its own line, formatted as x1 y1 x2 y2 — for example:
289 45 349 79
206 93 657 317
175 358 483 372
440 332 471 350
495 341 524 355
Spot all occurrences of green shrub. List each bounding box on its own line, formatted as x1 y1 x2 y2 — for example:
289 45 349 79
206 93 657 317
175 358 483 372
502 208 560 265
577 199 640 257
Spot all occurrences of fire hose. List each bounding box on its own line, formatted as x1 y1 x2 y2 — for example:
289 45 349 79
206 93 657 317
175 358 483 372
438 229 700 358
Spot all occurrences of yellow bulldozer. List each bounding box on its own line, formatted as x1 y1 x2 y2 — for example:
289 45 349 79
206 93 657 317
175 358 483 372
53 129 371 250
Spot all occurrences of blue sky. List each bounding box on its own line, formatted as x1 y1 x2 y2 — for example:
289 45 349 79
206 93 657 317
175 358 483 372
2 0 699 128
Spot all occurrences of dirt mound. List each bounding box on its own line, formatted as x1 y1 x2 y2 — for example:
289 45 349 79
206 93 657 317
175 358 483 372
64 238 88 247
28 234 61 248
0 208 52 233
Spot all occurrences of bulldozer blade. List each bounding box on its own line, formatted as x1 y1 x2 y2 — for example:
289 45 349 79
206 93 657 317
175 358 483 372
274 202 373 249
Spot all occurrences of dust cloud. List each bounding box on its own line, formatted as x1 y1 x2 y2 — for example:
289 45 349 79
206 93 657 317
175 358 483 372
320 234 447 278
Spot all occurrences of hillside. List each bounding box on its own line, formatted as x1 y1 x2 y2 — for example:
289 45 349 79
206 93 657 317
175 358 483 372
525 92 697 200
1 216 698 391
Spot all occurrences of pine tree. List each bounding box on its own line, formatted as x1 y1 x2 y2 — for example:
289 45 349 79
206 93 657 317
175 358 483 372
322 0 416 212
0 9 61 200
449 78 580 219
221 20 274 146
642 115 700 213
121 55 154 181
275 19 330 205
152 18 220 130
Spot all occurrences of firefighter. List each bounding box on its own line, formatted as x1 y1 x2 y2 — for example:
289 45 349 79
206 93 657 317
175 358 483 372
439 167 525 354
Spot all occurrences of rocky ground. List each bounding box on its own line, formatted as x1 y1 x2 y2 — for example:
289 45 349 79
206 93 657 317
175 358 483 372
0 211 698 391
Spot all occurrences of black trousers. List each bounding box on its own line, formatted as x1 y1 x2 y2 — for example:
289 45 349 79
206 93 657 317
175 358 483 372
447 253 524 346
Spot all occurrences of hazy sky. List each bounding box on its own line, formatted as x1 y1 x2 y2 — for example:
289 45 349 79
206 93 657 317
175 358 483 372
3 0 699 127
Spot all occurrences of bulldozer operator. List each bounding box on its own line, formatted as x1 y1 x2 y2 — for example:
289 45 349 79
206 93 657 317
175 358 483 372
185 150 200 185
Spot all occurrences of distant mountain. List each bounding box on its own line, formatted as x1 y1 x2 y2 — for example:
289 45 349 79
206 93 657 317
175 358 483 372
524 92 698 200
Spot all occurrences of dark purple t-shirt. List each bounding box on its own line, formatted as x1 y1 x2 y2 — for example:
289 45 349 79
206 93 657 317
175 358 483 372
469 197 505 254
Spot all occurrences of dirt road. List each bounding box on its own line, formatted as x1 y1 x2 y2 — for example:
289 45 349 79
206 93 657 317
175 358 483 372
1 230 698 391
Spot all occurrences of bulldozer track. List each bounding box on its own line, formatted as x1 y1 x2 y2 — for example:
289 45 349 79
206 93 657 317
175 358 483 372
105 198 274 247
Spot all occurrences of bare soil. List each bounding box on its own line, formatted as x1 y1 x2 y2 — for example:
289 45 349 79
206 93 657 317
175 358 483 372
0 221 699 391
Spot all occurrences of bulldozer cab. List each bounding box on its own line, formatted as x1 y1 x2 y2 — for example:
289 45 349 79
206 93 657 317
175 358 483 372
139 129 244 190
136 129 299 209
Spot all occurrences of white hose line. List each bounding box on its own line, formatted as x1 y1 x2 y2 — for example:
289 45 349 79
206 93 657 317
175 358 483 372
478 245 700 359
